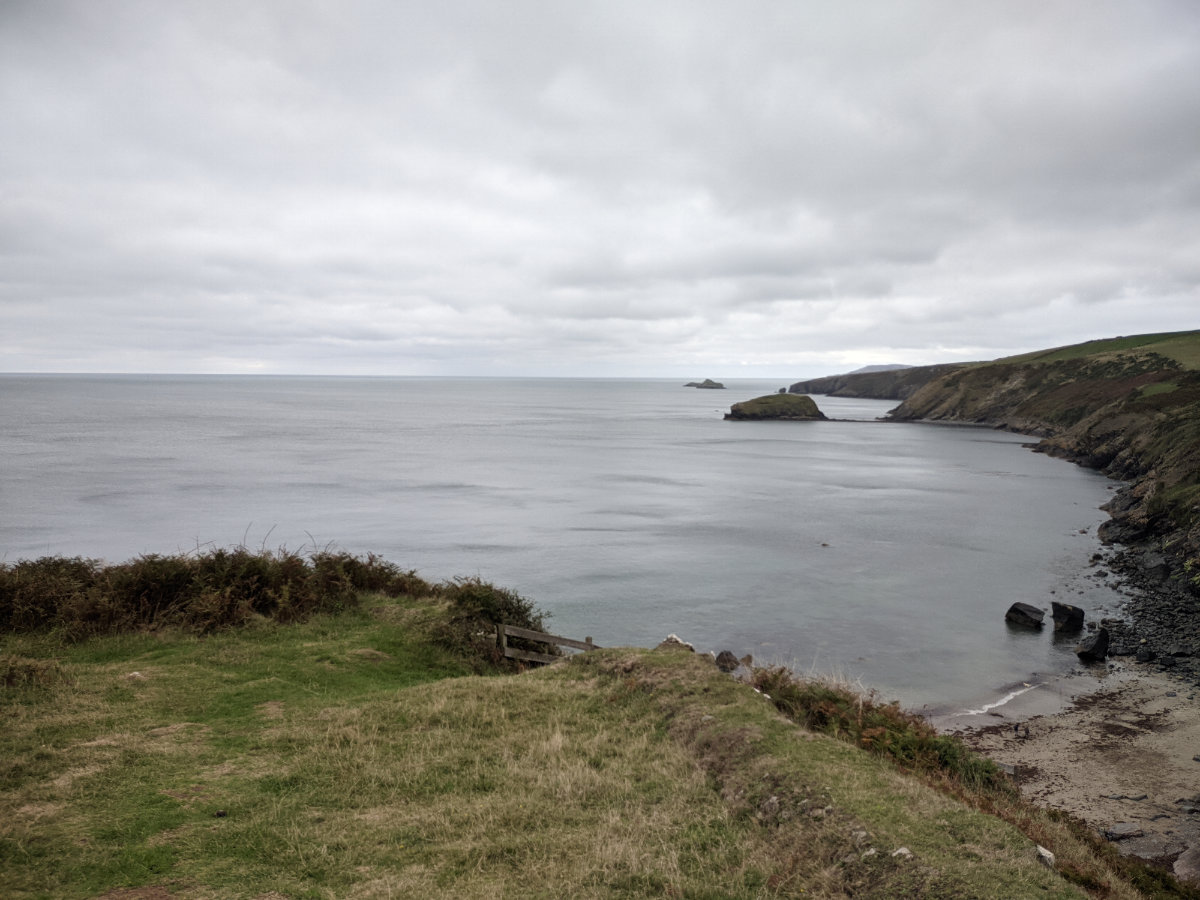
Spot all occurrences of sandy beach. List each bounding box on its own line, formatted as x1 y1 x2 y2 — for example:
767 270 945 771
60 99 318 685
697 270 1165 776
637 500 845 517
935 663 1200 879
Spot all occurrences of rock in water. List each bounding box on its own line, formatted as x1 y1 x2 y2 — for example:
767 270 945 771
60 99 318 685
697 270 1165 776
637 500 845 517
1005 602 1045 628
1075 627 1110 662
724 394 827 421
1051 601 1085 632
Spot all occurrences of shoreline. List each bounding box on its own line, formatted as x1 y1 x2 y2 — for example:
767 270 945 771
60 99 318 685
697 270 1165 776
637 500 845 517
927 516 1200 880
935 661 1200 878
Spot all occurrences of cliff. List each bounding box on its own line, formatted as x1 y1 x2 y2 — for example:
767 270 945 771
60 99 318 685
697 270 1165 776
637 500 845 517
789 363 967 400
887 331 1200 567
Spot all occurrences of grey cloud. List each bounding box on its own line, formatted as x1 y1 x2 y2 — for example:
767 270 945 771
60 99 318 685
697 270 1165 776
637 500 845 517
2 0 1198 376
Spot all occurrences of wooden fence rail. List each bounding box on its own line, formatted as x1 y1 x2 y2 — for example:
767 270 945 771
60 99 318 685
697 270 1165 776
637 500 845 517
496 623 601 665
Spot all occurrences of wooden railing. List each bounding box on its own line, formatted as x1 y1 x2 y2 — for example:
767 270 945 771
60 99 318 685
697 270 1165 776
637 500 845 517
495 623 601 665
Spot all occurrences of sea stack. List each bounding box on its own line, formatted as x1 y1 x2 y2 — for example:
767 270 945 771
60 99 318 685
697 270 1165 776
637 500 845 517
724 394 827 421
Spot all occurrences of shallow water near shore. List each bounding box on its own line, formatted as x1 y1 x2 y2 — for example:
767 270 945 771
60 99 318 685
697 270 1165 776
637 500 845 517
1 375 1128 710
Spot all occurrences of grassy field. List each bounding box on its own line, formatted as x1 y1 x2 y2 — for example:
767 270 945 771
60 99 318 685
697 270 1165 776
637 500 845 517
5 568 1190 900
997 331 1200 369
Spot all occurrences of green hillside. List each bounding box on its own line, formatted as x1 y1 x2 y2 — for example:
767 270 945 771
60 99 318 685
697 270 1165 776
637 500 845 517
888 330 1200 572
3 551 1185 898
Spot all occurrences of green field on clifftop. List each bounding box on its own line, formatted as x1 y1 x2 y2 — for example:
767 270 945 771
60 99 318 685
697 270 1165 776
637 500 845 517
4 552 1176 899
997 330 1200 369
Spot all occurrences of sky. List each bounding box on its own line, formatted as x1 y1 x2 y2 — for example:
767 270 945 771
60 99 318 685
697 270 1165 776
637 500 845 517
2 1 1198 379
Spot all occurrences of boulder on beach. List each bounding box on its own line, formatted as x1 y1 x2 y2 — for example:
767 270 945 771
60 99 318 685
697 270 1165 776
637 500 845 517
1051 601 1085 633
1075 627 1110 662
1005 602 1045 629
1175 845 1200 886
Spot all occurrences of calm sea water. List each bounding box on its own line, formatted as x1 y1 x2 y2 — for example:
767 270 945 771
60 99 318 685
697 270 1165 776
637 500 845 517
1 375 1126 710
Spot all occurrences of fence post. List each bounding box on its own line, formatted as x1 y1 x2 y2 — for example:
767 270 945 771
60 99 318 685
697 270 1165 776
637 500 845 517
497 623 507 656
585 636 593 651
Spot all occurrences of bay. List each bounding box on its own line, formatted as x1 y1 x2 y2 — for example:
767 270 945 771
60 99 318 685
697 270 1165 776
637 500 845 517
0 374 1125 711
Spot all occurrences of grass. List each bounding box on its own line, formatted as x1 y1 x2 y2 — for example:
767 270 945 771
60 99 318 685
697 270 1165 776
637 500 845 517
997 331 1200 369
6 581 1188 899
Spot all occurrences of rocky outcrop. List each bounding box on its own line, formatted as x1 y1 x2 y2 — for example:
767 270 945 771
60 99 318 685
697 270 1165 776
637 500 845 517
1175 845 1200 886
685 379 725 389
725 394 827 421
714 650 740 672
656 634 695 652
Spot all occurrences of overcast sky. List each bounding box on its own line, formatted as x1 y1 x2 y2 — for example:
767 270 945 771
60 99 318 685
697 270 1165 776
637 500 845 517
2 1 1198 378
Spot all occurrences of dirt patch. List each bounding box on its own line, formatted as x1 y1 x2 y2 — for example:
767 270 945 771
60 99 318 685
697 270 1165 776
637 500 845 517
51 764 102 790
92 886 180 899
160 784 209 805
256 700 285 720
349 648 391 661
15 801 64 820
147 722 207 738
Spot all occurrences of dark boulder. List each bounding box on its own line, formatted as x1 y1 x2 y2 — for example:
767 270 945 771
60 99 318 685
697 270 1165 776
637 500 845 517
1075 627 1110 662
1005 602 1045 629
724 393 827 421
714 650 740 672
1051 601 1085 633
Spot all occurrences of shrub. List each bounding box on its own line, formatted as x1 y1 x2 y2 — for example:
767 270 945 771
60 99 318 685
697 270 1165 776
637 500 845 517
751 666 1008 791
435 576 553 667
0 557 99 632
0 548 437 639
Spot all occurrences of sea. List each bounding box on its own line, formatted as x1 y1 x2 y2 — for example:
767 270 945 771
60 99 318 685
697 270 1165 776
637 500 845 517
1 374 1128 713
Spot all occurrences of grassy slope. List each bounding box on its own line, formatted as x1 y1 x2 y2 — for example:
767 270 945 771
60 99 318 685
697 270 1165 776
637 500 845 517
888 330 1200 564
2 591 1165 900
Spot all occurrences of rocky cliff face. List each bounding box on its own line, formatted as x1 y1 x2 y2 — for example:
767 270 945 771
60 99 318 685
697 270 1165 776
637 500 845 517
887 340 1200 570
789 363 966 400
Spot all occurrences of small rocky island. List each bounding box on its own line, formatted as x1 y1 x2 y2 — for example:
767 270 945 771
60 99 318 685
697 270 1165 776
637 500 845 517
685 378 725 389
724 393 827 421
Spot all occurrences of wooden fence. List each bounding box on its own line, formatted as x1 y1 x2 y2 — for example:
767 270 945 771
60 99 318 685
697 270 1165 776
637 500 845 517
495 623 601 665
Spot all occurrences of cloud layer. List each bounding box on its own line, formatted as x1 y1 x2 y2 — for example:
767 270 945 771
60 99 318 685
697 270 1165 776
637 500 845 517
3 1 1198 376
